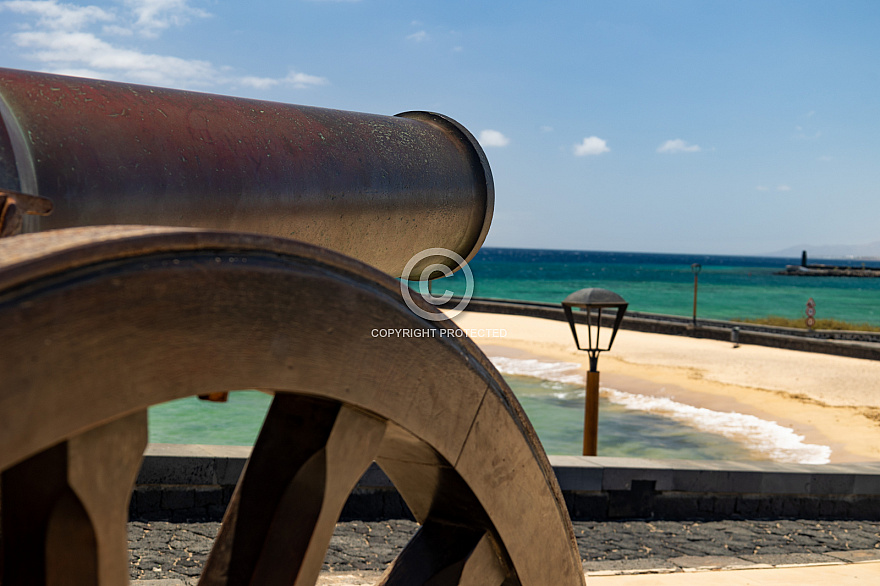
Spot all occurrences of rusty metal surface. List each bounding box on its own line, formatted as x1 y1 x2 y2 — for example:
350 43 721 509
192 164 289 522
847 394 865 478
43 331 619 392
0 68 493 278
0 106 19 192
0 188 53 237
0 226 583 586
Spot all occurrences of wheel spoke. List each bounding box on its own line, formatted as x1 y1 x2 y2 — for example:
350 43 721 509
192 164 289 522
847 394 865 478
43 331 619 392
378 521 507 586
0 227 586 586
1 411 147 586
200 394 385 586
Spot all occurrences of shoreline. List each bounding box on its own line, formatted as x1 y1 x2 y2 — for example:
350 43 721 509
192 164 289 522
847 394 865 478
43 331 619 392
452 310 880 464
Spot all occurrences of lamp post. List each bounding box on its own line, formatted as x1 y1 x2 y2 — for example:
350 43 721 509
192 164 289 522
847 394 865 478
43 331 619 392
691 263 701 328
562 288 628 456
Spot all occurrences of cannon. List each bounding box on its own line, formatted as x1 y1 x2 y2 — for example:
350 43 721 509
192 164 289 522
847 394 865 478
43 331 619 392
0 67 492 278
0 69 585 586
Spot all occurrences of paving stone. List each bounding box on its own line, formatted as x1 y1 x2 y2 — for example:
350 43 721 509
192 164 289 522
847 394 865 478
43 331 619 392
669 555 760 570
582 558 677 574
123 517 880 580
740 552 847 566
316 571 386 585
825 549 880 563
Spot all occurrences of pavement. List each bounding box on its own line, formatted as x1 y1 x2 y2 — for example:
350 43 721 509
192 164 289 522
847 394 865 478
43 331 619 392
129 518 880 584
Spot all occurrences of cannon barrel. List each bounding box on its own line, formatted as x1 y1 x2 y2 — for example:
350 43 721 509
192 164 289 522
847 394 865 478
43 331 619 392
0 68 493 278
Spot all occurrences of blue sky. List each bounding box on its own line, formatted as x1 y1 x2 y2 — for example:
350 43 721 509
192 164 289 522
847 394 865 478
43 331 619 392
2 0 880 255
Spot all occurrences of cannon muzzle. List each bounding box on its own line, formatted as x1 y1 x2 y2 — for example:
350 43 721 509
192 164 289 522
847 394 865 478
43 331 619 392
0 68 493 278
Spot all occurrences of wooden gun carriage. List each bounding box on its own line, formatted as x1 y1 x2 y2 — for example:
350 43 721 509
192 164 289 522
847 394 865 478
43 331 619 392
0 68 584 586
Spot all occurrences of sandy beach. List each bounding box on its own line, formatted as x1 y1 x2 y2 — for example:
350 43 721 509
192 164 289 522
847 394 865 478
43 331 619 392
452 310 880 463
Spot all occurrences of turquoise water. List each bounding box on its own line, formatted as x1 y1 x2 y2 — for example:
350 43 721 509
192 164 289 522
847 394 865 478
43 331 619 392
437 248 880 326
146 246 862 462
508 375 757 460
148 391 271 446
147 379 758 461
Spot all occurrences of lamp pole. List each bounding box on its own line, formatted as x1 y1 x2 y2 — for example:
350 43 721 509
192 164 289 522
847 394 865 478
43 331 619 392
562 288 627 457
584 364 601 456
691 263 701 328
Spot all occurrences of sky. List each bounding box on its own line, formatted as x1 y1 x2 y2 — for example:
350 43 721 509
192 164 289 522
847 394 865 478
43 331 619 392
2 0 880 255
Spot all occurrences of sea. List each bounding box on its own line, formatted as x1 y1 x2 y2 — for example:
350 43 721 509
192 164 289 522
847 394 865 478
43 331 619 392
149 248 880 464
441 248 880 326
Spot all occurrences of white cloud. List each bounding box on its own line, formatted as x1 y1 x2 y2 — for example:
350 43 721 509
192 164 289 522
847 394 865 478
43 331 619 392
2 0 113 29
124 0 209 37
406 30 429 42
657 139 701 153
103 23 134 36
540 125 553 133
478 129 510 148
11 29 217 85
284 70 328 89
31 35 213 86
756 185 769 191
235 71 328 90
777 185 791 191
573 136 609 156
1 0 328 90
240 76 280 90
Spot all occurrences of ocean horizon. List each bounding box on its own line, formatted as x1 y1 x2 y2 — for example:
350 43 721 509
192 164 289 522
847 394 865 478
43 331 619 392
437 247 880 327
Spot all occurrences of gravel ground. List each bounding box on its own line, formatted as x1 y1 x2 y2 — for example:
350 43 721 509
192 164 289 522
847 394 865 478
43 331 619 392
128 518 880 583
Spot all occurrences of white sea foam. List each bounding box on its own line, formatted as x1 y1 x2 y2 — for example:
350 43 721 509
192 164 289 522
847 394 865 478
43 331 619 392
489 356 832 465
489 356 583 385
601 388 832 465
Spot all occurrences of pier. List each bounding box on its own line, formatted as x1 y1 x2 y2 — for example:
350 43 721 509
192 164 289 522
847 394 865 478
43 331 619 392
777 250 880 277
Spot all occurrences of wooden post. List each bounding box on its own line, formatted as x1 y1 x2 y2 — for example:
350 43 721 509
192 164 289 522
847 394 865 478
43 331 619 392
583 370 601 456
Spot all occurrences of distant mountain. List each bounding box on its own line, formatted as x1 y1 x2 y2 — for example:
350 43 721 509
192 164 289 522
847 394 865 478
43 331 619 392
768 241 880 260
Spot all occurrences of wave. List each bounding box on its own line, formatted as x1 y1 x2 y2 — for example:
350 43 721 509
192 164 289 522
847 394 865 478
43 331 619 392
489 356 583 385
489 356 832 465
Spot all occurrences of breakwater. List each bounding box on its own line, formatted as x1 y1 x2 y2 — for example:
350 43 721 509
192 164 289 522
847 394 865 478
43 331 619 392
778 264 880 277
442 297 880 361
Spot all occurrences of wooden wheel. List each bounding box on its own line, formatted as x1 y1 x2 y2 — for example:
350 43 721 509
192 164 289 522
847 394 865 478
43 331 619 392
0 226 584 586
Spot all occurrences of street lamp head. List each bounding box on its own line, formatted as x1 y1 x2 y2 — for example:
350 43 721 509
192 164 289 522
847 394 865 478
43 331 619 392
561 288 628 371
691 263 702 275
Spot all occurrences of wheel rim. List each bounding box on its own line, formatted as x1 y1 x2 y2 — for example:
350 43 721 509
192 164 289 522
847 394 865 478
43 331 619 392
0 226 584 586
